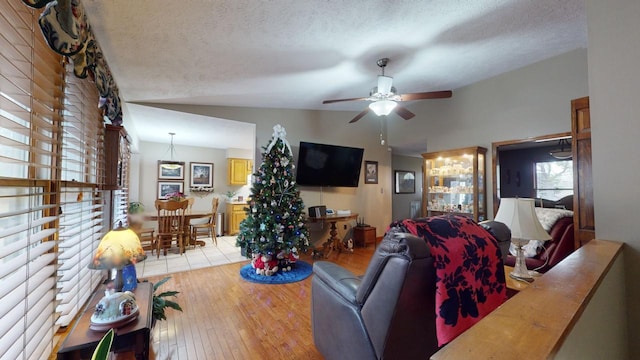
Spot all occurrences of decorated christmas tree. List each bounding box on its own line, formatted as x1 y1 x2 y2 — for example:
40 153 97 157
236 124 310 276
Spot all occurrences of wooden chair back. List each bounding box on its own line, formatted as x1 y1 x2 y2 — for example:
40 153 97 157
186 197 195 213
155 199 189 256
211 197 220 219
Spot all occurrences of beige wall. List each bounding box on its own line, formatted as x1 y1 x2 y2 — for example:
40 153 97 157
391 155 423 221
388 48 589 216
555 254 627 359
144 50 588 233
587 0 639 357
136 141 252 216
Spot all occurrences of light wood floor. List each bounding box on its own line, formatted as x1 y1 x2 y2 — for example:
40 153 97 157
78 244 377 360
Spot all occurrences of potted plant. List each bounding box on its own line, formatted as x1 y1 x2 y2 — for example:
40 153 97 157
128 201 145 214
128 202 146 229
152 277 183 324
91 328 114 360
225 190 237 202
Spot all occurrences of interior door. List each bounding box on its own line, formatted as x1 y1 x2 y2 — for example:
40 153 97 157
571 96 595 248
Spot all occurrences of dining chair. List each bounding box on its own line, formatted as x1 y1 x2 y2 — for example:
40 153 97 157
186 197 195 214
134 227 156 255
190 197 220 246
155 199 189 257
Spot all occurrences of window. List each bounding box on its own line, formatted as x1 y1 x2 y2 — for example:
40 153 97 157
0 5 63 358
1 5 105 359
56 62 105 327
534 160 573 200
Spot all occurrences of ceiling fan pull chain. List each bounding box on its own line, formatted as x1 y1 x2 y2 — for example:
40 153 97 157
379 117 386 145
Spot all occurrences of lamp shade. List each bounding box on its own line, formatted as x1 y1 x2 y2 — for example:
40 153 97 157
89 228 147 270
494 198 551 241
369 100 397 116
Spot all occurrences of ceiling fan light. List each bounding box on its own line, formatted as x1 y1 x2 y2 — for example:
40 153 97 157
377 75 393 95
369 100 397 116
550 150 572 160
549 138 572 160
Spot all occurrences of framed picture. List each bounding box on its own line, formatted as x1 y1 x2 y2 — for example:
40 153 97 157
158 181 184 199
190 162 213 187
364 161 378 184
158 161 185 180
394 170 416 194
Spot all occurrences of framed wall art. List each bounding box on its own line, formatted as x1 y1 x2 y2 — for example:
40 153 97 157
190 162 213 187
394 170 416 194
364 161 378 184
158 161 185 180
158 181 184 199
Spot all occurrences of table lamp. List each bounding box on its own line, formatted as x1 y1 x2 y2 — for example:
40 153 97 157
494 198 551 280
88 228 147 330
89 227 147 291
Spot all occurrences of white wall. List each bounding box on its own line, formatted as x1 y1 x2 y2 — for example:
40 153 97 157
587 0 639 356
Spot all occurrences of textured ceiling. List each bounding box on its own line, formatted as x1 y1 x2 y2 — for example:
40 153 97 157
82 0 587 150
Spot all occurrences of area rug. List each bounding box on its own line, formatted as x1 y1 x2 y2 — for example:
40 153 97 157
240 260 313 284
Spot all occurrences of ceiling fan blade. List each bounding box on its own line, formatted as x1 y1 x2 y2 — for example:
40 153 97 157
398 90 453 101
322 97 369 104
349 108 370 123
394 106 415 120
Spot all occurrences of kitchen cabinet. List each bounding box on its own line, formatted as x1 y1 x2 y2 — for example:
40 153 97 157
228 202 248 235
227 158 252 185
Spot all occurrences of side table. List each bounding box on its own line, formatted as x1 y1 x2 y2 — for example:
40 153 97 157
353 226 376 248
57 282 153 360
504 265 532 298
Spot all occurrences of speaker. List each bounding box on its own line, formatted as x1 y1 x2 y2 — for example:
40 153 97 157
308 205 327 218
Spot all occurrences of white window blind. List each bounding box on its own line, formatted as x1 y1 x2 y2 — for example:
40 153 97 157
56 61 105 327
0 3 62 360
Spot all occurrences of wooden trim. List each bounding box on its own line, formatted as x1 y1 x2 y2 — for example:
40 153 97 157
491 131 571 217
431 239 624 359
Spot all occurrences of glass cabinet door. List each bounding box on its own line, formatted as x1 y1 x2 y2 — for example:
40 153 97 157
422 147 487 222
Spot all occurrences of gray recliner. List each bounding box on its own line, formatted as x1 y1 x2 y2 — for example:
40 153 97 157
311 227 438 360
479 220 512 262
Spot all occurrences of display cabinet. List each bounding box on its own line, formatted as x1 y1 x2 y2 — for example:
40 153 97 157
422 146 487 222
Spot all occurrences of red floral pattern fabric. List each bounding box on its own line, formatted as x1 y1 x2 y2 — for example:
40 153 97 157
389 215 507 346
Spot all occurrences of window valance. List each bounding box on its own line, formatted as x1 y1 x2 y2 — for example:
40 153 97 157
21 0 123 125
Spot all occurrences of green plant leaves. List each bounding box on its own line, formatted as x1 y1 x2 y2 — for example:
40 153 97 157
91 328 114 360
152 277 183 322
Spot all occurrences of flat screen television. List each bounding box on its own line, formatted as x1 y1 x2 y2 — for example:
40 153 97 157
295 141 364 187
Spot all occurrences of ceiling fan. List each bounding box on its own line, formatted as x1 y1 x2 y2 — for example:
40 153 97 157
322 58 453 123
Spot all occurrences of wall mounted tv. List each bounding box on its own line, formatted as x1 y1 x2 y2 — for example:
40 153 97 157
295 141 364 187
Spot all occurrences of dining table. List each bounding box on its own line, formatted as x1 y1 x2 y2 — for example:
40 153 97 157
143 211 212 247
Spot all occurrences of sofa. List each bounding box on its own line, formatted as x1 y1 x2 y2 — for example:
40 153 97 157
503 201 575 273
311 215 506 360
